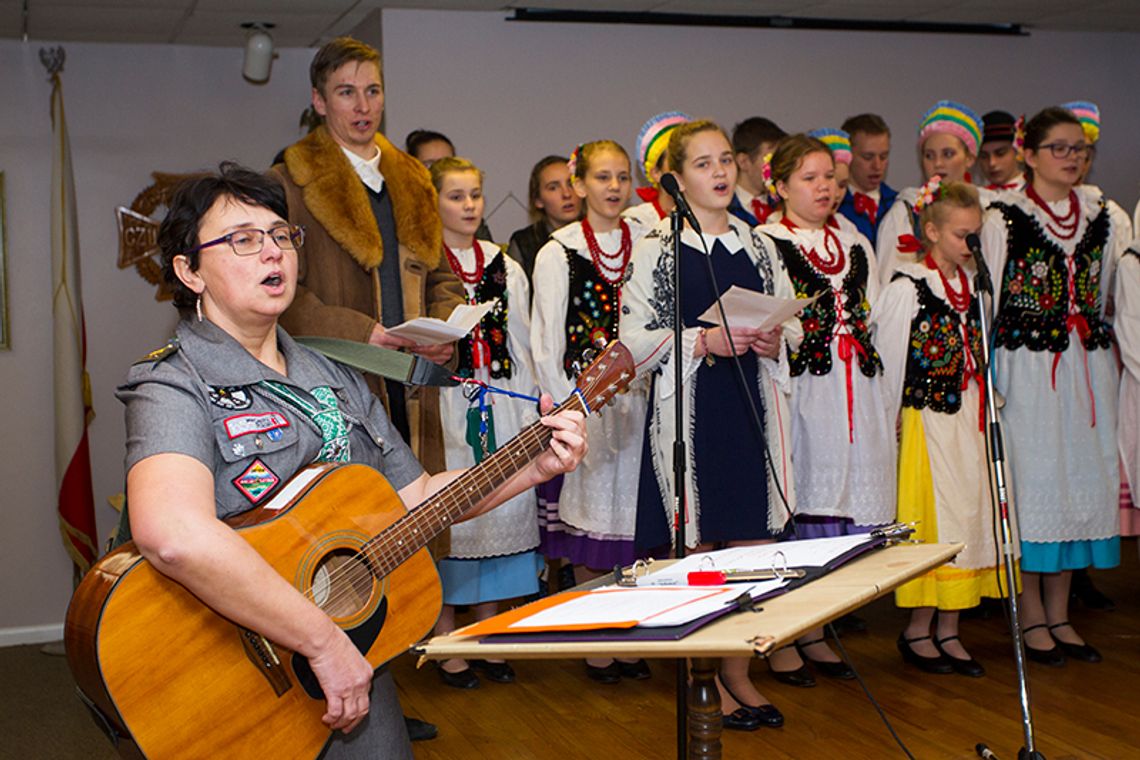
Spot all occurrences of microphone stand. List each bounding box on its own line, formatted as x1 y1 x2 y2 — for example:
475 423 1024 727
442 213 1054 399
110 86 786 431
669 207 688 759
971 264 1045 760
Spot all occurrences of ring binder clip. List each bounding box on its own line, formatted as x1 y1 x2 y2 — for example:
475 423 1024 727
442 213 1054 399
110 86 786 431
615 558 652 587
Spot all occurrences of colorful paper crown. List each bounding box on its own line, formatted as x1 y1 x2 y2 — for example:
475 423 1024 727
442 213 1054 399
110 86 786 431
635 111 692 185
1062 101 1100 144
917 100 982 156
808 128 852 165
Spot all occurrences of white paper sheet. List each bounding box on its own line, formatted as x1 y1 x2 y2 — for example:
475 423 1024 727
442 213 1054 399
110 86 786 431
635 534 874 587
383 301 497 345
506 586 761 630
697 285 821 331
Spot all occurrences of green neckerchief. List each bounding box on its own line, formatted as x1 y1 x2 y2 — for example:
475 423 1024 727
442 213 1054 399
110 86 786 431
258 381 350 463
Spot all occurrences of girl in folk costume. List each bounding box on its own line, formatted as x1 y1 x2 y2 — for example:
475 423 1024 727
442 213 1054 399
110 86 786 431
622 120 799 730
530 141 652 682
981 106 1127 665
760 134 896 676
770 128 862 237
873 180 1017 677
625 111 691 229
429 158 543 688
1116 238 1140 540
877 101 998 287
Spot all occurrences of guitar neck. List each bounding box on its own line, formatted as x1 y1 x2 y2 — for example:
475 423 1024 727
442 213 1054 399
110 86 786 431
361 394 586 575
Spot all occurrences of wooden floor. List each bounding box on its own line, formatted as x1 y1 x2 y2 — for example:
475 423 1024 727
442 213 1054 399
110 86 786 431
394 540 1140 760
5 539 1136 759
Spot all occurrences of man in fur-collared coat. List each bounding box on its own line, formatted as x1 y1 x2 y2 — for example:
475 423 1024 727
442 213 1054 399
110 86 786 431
272 37 463 478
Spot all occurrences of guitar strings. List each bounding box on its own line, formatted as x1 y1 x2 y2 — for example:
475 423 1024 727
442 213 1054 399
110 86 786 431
302 377 607 614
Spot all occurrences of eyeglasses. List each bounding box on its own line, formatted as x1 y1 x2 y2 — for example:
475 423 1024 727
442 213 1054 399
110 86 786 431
183 224 305 257
1037 142 1092 159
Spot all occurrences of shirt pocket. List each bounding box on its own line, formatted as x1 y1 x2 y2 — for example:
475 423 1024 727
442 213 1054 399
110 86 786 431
213 408 303 463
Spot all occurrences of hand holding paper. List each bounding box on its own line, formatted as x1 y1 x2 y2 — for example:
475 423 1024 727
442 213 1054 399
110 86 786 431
382 301 497 345
698 285 820 332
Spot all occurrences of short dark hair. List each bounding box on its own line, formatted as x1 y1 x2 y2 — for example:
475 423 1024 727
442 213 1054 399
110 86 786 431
405 129 455 159
1022 106 1083 182
841 113 891 139
309 36 382 95
731 117 786 158
159 162 288 316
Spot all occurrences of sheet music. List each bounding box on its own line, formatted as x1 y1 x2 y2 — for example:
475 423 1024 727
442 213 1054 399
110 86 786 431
635 534 874 587
505 586 767 630
697 285 821 331
383 300 497 345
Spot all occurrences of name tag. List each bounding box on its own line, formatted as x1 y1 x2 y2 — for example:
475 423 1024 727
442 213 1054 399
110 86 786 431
224 412 290 439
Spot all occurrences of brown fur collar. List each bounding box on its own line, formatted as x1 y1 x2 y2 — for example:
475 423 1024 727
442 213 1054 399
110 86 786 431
283 126 441 270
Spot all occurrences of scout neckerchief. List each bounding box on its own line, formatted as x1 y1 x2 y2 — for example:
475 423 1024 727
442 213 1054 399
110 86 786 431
258 382 350 463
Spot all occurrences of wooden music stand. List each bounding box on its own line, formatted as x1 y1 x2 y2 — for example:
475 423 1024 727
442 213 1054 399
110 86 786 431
415 542 962 759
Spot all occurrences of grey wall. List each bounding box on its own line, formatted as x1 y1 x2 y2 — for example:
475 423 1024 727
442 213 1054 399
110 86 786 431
1 9 1138 638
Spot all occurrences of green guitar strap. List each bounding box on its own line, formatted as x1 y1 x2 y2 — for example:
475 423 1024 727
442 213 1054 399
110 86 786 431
294 336 458 388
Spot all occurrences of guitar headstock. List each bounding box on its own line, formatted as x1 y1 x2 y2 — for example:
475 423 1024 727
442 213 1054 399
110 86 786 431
571 340 635 416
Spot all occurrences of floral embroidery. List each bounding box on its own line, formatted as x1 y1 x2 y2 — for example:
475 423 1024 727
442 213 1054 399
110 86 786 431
563 246 624 378
899 276 982 414
456 251 512 380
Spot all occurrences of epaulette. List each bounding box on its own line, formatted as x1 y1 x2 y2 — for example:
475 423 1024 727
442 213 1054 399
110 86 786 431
135 337 180 365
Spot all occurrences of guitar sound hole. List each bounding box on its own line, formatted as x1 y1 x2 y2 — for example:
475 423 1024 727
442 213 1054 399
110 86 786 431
310 549 376 618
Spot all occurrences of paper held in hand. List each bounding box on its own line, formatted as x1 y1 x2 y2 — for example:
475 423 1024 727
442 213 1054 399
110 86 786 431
697 286 821 331
383 300 497 345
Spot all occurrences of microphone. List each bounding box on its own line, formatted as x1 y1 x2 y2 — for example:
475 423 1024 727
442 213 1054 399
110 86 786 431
659 173 702 235
966 233 993 295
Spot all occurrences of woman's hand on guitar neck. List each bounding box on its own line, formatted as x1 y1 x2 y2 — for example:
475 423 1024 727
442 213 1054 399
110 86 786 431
307 624 375 734
533 392 588 481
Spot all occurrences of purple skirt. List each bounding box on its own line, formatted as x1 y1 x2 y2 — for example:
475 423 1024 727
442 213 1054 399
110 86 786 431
537 475 636 570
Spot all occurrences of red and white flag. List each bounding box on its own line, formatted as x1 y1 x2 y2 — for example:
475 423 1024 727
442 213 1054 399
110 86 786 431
50 66 98 573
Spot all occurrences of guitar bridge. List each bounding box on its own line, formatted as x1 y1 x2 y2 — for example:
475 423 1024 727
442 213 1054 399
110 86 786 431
239 627 293 697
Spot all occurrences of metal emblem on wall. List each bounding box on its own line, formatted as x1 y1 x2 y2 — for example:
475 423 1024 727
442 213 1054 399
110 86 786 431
116 172 196 300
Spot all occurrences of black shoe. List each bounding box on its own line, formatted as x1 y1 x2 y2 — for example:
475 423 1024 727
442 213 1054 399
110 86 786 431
404 716 438 742
720 679 784 728
934 636 986 677
585 661 622 684
796 637 856 680
1071 569 1116 611
557 563 577 591
437 664 480 689
1048 622 1102 663
469 659 516 683
721 707 762 731
897 633 954 674
832 612 868 635
617 659 651 680
1022 624 1065 667
771 664 816 688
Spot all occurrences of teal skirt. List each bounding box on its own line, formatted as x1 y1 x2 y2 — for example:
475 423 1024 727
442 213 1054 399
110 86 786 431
438 550 543 605
1019 536 1119 573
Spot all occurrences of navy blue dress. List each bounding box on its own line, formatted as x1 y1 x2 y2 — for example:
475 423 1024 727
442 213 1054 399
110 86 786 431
635 238 775 552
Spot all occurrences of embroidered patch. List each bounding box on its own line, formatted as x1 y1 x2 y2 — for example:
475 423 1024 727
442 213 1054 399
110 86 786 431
209 386 252 411
232 458 279 504
223 412 290 439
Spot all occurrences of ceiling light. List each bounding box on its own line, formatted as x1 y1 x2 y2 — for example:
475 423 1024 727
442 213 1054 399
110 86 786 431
241 22 276 83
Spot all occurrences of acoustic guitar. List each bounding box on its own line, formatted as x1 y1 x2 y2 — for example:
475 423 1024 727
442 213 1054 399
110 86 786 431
65 341 635 759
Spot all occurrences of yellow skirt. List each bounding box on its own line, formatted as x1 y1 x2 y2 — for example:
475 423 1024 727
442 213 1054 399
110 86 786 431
894 407 1018 610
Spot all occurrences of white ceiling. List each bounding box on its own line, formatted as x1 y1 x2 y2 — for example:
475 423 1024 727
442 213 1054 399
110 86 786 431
3 0 1139 47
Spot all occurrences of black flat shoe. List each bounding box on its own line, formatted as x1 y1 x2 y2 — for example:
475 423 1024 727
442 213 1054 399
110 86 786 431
721 707 762 731
934 636 986 678
771 664 816 688
897 633 954 674
404 716 438 742
1022 624 1065 667
1048 622 1102 663
585 661 622 684
720 679 784 728
796 637 856 680
437 665 480 689
469 659 516 683
618 659 651 680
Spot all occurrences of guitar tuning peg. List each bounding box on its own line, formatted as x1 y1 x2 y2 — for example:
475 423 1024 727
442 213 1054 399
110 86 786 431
580 347 598 366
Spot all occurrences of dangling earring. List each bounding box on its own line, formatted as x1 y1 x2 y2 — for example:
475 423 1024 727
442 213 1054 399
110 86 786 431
196 295 204 322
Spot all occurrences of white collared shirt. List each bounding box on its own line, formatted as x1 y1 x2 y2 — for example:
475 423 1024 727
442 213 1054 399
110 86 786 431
341 144 385 193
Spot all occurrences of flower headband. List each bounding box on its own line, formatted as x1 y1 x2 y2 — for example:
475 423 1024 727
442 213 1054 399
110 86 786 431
1012 114 1026 161
913 175 943 215
761 151 777 202
566 143 584 181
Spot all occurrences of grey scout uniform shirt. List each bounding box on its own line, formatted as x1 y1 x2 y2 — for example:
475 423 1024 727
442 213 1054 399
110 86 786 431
117 318 424 521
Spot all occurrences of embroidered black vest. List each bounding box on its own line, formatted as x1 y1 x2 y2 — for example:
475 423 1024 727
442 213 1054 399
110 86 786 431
561 245 623 379
773 236 883 378
456 251 512 380
991 201 1113 354
894 274 983 414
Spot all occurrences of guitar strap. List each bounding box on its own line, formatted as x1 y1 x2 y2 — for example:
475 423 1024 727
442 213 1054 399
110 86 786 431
293 336 458 388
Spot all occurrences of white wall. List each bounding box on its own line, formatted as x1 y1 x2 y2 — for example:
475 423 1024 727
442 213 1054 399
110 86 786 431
380 9 1140 240
0 40 315 634
2 10 1139 635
